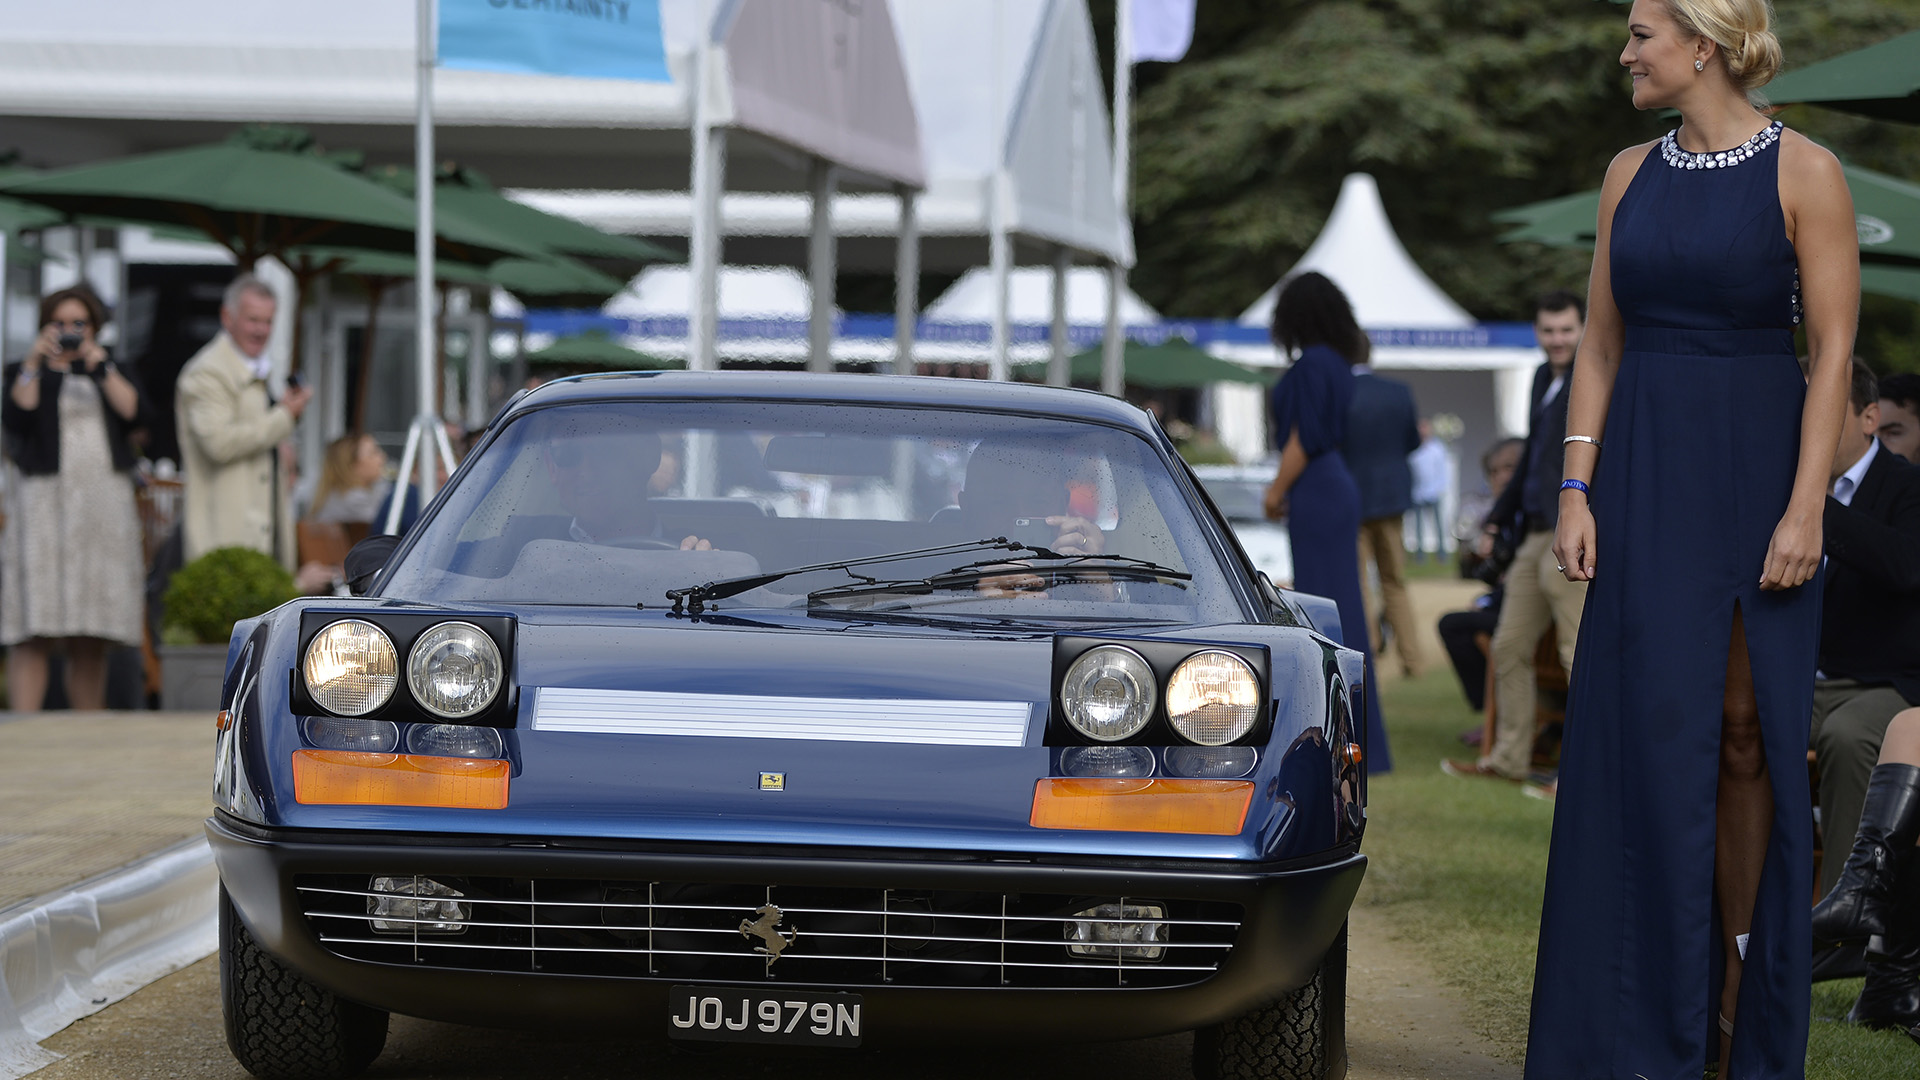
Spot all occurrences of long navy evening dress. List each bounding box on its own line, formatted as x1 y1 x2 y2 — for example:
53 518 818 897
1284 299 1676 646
1527 120 1817 1079
1270 344 1392 773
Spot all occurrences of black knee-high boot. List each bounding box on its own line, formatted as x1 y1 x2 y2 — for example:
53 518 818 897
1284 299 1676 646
1812 764 1920 947
1847 856 1920 1029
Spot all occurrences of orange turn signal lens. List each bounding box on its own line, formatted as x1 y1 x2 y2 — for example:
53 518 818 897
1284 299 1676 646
1029 778 1254 835
292 749 510 809
1340 743 1364 767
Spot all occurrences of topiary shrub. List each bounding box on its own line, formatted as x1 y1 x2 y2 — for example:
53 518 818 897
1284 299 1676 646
162 546 297 645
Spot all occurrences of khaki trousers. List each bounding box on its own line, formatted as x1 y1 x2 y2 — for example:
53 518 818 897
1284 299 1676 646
1358 514 1421 676
1484 530 1588 779
1809 679 1913 895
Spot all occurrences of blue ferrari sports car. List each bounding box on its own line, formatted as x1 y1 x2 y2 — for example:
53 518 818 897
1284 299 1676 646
208 372 1369 1080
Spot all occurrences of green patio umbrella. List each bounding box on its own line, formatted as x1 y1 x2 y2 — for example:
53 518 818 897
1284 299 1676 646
0 127 538 267
0 166 61 236
1058 340 1270 389
526 329 679 370
1765 29 1920 125
1863 266 1920 305
356 163 677 277
1495 160 1920 279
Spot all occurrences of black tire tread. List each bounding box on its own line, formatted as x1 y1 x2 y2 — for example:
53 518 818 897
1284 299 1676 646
1193 922 1346 1080
220 888 388 1080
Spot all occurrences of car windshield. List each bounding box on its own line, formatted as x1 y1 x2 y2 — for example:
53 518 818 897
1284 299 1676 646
378 399 1243 624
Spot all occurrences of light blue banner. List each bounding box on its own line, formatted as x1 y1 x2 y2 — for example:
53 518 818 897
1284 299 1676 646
439 0 670 83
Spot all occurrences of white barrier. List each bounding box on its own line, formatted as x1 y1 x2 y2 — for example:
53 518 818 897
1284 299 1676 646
0 839 217 1079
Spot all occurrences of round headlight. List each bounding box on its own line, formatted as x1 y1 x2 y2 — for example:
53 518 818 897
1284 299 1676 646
407 623 504 719
1060 646 1156 742
1166 651 1261 745
303 620 398 716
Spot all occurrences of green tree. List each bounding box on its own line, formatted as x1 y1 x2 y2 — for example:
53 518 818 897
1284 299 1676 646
1108 0 1920 366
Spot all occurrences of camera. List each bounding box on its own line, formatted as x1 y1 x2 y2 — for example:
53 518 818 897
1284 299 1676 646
56 332 84 354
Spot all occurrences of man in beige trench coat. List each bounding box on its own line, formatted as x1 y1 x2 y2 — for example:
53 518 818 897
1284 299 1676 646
176 274 312 567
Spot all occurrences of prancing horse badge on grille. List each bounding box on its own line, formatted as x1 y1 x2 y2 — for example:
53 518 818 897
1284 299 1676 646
740 904 798 962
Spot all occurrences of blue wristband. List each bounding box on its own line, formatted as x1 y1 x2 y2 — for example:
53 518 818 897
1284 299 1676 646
1560 479 1590 497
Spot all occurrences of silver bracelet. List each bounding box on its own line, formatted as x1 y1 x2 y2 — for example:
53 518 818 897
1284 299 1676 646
1563 435 1601 448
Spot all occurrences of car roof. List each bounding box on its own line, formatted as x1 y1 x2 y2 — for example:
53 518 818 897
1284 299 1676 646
505 371 1159 432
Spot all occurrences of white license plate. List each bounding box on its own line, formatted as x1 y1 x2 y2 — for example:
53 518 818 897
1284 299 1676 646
667 986 863 1046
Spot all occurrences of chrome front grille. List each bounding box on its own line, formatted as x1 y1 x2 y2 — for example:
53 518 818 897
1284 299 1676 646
297 875 1241 989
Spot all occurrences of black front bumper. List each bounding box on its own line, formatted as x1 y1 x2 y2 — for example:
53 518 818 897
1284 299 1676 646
208 815 1365 1042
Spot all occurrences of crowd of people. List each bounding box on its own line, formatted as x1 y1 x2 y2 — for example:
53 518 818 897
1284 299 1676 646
0 272 449 709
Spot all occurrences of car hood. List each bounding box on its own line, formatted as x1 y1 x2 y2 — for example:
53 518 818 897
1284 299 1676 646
243 605 1358 864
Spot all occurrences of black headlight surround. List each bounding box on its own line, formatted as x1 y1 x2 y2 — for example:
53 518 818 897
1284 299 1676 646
1047 635 1270 747
291 610 518 727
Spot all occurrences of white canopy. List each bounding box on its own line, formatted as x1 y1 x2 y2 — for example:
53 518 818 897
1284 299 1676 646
604 265 827 321
890 0 1130 265
0 0 923 191
1237 173 1473 331
924 266 1159 326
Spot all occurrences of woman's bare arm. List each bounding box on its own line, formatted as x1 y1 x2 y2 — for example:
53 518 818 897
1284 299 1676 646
1554 142 1652 581
1763 131 1858 591
1263 429 1310 521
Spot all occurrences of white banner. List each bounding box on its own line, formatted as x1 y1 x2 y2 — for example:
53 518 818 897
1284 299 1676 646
1130 0 1195 63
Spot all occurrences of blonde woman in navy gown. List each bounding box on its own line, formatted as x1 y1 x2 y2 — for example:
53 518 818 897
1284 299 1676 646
1527 1 1858 1078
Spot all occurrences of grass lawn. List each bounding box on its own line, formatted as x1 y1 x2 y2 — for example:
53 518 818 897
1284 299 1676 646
1361 668 1920 1075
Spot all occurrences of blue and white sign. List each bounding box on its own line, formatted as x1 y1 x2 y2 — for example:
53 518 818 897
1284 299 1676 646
439 0 670 83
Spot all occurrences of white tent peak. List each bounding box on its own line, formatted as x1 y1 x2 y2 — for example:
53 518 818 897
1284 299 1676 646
604 265 830 321
925 266 1159 326
1238 173 1472 331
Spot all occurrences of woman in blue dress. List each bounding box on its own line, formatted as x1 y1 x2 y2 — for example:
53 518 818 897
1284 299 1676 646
1528 1 1858 1077
1262 272 1391 773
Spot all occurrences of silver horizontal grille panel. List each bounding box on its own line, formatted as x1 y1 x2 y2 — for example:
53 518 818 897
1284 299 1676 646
298 876 1241 989
530 687 1032 746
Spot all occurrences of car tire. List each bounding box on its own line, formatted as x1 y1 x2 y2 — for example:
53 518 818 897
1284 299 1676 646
220 886 389 1080
1192 921 1348 1080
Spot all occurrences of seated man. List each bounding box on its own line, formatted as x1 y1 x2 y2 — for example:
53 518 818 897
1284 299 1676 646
538 414 709 550
953 441 1110 599
1809 359 1920 1027
954 440 1105 556
1438 437 1524 716
1881 372 1920 464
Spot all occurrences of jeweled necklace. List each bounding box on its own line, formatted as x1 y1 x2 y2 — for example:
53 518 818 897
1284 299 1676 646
1659 120 1781 170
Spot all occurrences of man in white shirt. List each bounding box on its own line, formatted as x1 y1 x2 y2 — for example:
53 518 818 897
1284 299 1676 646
176 274 312 566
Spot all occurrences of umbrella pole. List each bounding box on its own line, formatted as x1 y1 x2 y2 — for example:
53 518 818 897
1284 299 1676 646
409 0 450 504
352 277 389 434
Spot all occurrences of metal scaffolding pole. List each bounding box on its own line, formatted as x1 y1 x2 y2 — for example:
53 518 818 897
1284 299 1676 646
892 184 918 376
807 158 840 373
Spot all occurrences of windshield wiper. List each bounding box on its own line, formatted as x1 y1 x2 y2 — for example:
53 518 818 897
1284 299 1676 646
804 553 1193 605
664 537 1038 614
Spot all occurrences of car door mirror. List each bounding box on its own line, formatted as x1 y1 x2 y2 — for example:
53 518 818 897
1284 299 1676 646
343 534 403 596
1257 573 1300 627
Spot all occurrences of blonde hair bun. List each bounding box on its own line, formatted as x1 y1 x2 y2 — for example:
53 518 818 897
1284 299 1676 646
1665 0 1783 92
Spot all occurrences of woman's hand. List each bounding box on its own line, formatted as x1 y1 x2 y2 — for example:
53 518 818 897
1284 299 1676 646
1263 479 1288 522
77 339 108 375
28 325 62 369
1553 492 1597 582
1760 507 1821 591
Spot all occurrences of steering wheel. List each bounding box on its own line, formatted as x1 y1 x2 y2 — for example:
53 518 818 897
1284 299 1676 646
603 537 681 550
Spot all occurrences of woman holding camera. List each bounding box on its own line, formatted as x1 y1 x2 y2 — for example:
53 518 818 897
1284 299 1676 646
1 285 148 711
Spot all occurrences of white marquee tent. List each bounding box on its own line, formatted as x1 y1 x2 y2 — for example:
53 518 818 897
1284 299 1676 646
512 0 1135 379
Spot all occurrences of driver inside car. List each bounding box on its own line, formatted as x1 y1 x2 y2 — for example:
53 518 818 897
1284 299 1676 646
955 441 1112 599
540 417 711 550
